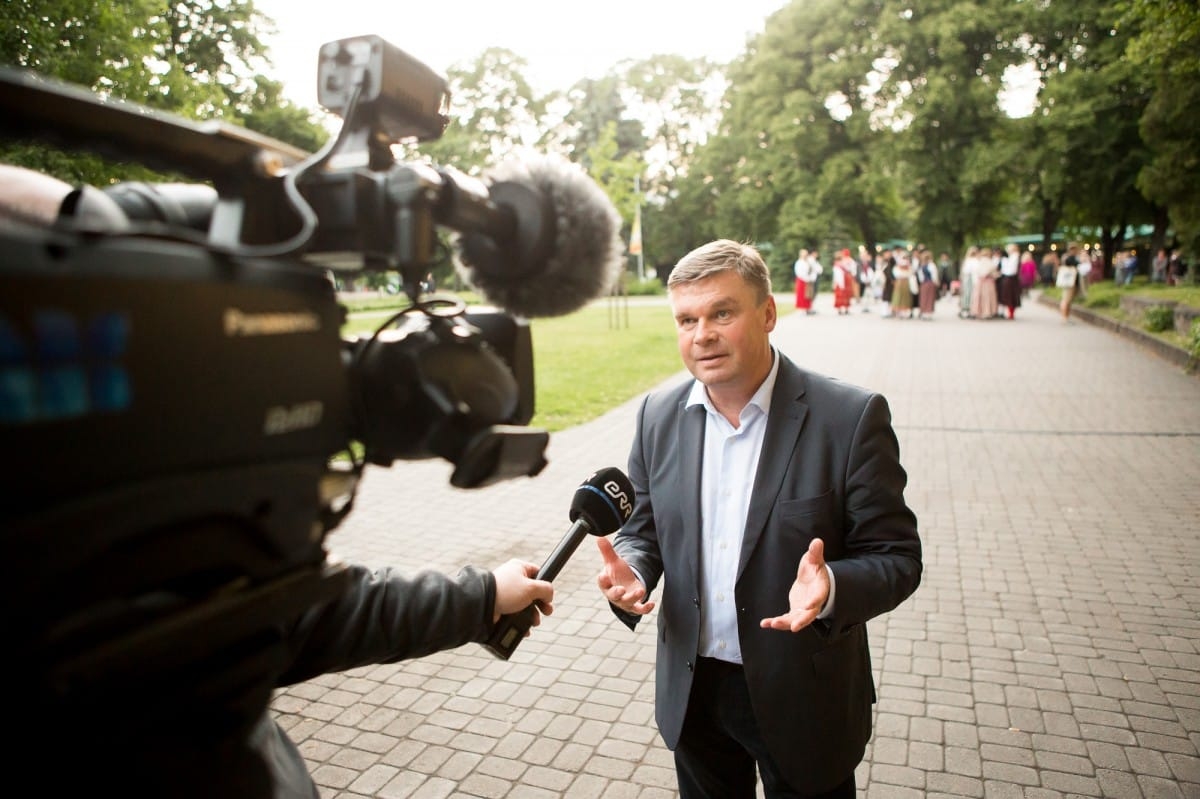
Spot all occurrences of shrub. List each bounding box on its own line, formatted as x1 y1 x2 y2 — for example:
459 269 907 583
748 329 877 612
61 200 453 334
625 277 667 296
1189 318 1200 361
1143 305 1175 333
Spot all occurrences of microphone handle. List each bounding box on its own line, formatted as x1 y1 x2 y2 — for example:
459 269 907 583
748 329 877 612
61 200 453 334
483 518 592 660
536 517 591 581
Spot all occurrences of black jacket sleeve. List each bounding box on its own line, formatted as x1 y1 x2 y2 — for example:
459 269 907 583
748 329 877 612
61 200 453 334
274 562 496 687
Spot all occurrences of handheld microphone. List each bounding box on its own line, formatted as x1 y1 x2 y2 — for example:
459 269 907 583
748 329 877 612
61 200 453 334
483 466 634 660
452 153 625 319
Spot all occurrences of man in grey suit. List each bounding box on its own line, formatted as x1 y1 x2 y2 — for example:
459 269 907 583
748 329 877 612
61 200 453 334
596 239 922 798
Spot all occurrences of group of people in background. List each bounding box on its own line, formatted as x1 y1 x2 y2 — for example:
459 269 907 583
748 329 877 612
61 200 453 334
795 240 1191 325
955 243 1025 320
794 243 1021 321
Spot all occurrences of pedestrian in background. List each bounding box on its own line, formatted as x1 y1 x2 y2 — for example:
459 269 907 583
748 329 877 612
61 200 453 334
832 249 856 315
1019 249 1038 295
998 243 1022 320
890 255 915 319
970 246 1000 320
1057 243 1082 323
958 246 979 318
794 248 822 314
916 250 939 320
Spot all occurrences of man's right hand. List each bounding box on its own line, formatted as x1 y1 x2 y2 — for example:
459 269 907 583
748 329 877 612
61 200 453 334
596 538 655 616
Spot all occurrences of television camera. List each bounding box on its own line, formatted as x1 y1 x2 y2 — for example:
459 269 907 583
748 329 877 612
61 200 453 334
0 35 623 773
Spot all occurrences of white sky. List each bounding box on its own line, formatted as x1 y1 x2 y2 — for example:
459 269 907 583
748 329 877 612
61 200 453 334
253 0 791 111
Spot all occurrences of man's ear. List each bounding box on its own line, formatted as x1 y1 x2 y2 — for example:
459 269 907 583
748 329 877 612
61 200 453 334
764 294 778 331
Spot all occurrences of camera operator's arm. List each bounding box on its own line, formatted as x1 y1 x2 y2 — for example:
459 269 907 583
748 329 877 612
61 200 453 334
275 560 552 686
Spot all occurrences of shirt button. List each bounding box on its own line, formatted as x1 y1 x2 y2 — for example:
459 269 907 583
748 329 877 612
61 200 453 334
718 641 726 650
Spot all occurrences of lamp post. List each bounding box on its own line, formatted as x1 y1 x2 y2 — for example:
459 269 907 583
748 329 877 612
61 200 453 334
631 176 644 283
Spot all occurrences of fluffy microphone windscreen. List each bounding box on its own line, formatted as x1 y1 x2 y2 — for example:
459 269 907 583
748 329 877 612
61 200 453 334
453 154 624 318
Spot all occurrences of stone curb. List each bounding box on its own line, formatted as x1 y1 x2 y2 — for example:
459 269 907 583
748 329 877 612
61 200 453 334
1036 292 1198 374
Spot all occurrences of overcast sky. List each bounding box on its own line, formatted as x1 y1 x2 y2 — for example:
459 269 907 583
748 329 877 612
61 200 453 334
253 0 791 110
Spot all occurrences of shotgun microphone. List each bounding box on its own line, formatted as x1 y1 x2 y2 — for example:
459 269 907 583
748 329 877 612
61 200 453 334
483 466 634 659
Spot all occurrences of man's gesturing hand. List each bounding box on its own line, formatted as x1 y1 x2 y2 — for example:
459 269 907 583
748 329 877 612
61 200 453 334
759 538 831 633
596 538 655 615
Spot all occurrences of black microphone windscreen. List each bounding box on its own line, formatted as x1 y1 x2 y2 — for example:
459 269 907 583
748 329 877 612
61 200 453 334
453 154 624 318
569 466 634 535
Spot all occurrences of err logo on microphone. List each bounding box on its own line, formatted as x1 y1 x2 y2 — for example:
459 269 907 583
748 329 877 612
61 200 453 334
604 478 633 521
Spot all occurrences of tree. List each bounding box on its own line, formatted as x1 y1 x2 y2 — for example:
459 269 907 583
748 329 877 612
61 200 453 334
1024 1 1152 274
535 54 724 264
669 0 908 282
1117 0 1200 264
416 47 547 175
1 0 327 184
878 0 1025 258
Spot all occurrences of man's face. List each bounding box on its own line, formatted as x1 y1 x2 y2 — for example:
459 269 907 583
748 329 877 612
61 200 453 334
669 270 776 395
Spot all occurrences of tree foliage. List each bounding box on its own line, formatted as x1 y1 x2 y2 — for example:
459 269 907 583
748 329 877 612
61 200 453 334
1 0 327 184
1116 0 1200 258
5 0 1200 271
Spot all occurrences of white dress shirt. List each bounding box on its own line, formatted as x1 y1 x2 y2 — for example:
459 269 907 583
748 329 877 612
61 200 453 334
628 348 837 663
687 351 777 663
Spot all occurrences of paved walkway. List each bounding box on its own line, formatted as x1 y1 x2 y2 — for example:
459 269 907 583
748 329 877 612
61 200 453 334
273 289 1200 798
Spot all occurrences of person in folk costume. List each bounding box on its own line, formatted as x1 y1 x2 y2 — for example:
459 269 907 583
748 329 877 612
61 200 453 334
856 248 876 312
958 246 979 318
997 243 1023 319
915 250 939 320
879 249 899 318
969 246 1000 319
793 248 823 314
1019 249 1038 295
890 255 915 319
832 249 857 315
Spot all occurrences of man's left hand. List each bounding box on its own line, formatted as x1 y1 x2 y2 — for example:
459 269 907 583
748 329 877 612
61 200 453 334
759 538 830 633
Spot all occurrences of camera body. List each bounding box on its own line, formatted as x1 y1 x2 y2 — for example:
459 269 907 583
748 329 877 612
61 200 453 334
0 36 559 756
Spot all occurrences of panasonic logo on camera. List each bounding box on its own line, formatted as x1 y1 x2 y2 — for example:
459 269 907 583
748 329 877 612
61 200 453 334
224 308 320 337
264 400 324 435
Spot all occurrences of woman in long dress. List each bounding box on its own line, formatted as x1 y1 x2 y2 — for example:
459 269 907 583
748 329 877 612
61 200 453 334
890 257 915 318
970 246 1000 319
997 243 1023 319
794 249 821 313
832 249 856 315
958 246 979 318
916 251 939 319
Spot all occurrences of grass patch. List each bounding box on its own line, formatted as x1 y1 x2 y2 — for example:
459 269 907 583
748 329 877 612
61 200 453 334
529 303 681 430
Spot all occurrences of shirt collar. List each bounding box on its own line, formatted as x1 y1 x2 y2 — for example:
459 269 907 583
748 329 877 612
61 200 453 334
686 346 780 419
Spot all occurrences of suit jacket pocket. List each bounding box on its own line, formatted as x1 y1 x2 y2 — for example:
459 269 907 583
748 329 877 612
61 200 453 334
777 491 836 544
778 491 833 517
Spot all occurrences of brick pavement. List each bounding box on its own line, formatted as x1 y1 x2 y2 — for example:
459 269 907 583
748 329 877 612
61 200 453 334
273 289 1200 798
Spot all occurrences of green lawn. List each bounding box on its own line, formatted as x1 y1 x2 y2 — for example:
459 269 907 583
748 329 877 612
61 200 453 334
527 303 682 431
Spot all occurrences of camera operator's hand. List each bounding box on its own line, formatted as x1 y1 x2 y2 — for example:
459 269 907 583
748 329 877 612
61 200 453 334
491 559 554 625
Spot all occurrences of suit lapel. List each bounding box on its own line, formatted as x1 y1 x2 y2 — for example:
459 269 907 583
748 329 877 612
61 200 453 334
679 401 705 582
737 358 808 582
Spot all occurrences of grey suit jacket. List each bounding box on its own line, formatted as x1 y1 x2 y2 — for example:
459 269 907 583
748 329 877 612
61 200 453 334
611 351 922 793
